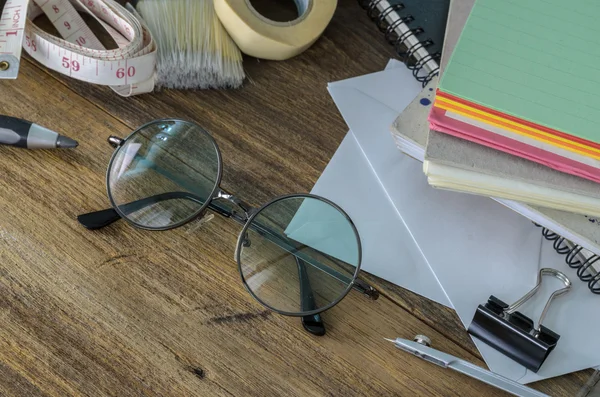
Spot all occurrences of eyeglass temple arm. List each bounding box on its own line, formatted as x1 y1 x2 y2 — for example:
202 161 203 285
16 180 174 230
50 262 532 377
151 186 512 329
77 191 205 229
77 192 379 300
77 190 252 230
296 257 326 336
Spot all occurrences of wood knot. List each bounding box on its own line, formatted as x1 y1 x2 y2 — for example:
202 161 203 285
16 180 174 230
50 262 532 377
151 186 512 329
187 366 205 380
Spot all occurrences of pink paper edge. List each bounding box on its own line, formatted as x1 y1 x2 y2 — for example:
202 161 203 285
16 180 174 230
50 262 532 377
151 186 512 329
428 107 600 184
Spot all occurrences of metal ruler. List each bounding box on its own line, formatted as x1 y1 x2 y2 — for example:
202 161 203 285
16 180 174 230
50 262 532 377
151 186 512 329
0 0 156 96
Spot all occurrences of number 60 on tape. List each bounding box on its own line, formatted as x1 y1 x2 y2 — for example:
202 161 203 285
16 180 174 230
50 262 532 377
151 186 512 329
0 0 157 96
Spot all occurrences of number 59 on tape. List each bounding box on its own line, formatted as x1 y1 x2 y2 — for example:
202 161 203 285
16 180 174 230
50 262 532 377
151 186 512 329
0 0 156 97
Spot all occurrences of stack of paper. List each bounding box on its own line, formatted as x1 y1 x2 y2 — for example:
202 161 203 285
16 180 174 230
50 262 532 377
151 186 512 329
392 82 600 258
391 0 600 256
389 0 600 220
318 60 600 385
431 0 600 183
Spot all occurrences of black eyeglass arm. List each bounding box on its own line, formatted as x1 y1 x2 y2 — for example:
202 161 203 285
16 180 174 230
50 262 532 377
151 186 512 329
77 192 379 300
77 207 126 230
77 191 212 230
296 257 326 336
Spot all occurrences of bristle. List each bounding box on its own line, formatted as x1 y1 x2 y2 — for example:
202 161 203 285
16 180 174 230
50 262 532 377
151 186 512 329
136 0 245 90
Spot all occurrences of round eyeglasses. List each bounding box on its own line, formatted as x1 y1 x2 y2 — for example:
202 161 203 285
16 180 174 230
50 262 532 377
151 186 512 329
78 119 379 336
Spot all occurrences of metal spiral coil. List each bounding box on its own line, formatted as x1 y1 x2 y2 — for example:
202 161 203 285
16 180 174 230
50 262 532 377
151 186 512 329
365 0 392 19
589 272 600 294
412 52 440 83
552 236 572 254
403 39 434 69
384 15 415 41
359 0 439 86
537 225 600 294
375 4 406 30
393 27 423 57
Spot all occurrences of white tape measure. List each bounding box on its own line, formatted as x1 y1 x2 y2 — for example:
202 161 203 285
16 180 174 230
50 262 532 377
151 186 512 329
0 0 156 96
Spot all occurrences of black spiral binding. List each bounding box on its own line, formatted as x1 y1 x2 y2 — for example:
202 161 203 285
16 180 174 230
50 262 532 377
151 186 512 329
536 225 600 294
359 0 440 86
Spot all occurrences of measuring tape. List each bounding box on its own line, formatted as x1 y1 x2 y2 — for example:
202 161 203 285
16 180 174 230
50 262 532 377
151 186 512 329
0 0 156 96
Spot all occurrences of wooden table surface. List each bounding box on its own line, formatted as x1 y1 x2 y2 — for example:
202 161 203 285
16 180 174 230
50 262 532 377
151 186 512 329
0 1 593 395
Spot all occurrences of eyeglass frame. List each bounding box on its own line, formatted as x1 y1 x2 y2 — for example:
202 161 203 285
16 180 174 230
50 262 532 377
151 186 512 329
78 118 380 335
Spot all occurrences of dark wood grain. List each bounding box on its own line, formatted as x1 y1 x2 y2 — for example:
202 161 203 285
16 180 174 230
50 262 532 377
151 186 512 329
0 0 592 395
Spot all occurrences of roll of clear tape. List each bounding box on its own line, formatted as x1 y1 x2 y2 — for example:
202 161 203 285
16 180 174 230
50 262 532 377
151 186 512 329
214 0 337 61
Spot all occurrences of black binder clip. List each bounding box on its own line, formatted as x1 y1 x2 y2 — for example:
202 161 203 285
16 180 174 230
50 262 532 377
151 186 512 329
468 268 572 373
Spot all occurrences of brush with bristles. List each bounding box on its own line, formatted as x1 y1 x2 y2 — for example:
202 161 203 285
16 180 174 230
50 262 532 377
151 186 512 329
132 0 245 89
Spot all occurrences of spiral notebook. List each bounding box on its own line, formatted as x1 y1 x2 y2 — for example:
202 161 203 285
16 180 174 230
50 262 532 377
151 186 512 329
359 0 450 85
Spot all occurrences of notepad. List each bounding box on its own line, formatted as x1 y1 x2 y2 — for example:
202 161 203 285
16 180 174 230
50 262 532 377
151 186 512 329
392 0 600 253
441 0 600 142
429 0 600 181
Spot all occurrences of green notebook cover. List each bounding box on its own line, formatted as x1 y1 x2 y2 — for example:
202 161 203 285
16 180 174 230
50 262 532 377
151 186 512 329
439 0 600 143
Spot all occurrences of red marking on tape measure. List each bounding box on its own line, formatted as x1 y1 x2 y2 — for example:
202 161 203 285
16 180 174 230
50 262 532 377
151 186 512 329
2 0 156 95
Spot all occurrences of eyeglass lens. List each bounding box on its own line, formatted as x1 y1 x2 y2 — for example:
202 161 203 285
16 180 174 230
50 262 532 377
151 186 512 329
107 120 220 229
239 196 360 315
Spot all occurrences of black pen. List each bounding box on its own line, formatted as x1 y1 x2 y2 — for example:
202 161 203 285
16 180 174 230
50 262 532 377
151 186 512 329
0 115 78 149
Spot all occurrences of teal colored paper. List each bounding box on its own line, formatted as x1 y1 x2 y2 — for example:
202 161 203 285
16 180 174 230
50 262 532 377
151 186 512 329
285 198 359 267
439 0 600 143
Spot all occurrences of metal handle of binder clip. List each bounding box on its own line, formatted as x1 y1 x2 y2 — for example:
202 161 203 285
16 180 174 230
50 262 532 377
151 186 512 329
505 268 572 335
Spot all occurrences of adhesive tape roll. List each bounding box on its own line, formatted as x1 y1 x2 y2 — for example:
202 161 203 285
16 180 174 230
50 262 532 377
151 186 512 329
214 0 337 60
